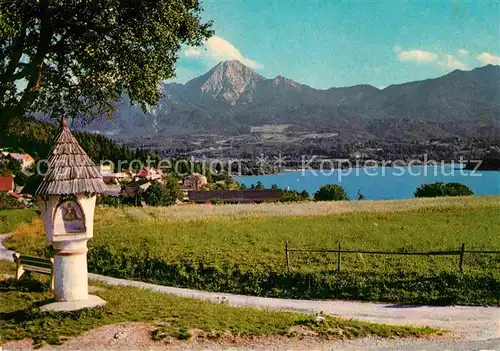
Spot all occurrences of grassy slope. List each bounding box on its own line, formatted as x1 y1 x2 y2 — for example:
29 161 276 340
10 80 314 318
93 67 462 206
0 276 435 347
0 208 39 234
5 197 500 305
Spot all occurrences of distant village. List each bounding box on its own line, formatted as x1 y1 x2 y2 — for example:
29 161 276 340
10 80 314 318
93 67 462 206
2 136 499 208
100 165 282 205
0 149 283 207
0 150 35 206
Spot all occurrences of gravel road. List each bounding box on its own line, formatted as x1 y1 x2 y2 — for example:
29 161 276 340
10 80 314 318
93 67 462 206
88 273 500 342
0 234 14 262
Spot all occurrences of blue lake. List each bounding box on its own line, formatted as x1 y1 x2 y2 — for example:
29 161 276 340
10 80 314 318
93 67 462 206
235 166 500 200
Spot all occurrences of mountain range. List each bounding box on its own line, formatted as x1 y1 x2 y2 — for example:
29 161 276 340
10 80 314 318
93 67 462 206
85 60 500 141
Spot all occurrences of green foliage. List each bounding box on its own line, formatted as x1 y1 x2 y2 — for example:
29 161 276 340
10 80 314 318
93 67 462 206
1 117 151 167
209 198 225 205
143 178 180 207
314 184 349 201
281 189 310 203
250 181 265 190
20 174 43 197
0 208 38 233
1 0 213 123
143 182 164 206
96 194 125 207
8 199 500 305
357 190 365 200
0 158 28 186
0 193 24 210
0 158 20 176
414 182 474 198
0 280 435 347
210 171 239 190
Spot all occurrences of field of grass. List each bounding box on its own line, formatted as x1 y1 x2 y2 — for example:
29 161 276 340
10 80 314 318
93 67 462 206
5 196 500 305
0 276 435 348
0 208 39 234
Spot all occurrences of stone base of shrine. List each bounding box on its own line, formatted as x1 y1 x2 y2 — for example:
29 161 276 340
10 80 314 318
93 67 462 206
40 295 106 312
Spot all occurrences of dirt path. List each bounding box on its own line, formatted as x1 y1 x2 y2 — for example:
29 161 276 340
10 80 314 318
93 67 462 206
3 323 499 351
88 273 500 341
0 234 14 262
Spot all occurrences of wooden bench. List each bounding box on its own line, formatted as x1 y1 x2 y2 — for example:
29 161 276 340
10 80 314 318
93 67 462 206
13 253 54 292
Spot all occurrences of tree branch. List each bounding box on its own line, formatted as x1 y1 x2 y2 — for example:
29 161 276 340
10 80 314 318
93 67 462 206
16 0 52 114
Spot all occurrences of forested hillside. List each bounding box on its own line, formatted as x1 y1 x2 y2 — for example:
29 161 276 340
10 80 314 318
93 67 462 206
0 117 151 165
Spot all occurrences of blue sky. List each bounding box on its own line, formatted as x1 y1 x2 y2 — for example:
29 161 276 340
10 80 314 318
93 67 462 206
171 1 500 89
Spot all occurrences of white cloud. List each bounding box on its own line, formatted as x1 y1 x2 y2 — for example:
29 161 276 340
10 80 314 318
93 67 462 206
476 52 500 65
398 49 438 63
204 35 262 69
458 48 469 55
184 48 201 57
438 54 468 70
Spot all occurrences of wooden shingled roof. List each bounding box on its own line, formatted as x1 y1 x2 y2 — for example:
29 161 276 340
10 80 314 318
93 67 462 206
36 119 107 196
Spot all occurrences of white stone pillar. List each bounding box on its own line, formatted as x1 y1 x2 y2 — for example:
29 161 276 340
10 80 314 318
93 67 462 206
53 239 89 301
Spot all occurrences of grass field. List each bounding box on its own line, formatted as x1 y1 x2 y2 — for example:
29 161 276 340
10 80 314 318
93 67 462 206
4 196 500 305
0 208 39 234
0 273 435 347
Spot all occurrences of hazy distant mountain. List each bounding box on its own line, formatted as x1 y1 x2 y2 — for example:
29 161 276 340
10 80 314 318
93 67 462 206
85 60 500 140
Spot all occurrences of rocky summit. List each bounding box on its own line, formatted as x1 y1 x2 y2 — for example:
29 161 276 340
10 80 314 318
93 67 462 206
83 61 500 141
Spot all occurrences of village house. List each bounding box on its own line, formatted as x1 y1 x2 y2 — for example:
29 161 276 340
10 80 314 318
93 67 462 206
182 173 208 191
135 167 163 181
99 164 114 176
118 167 164 199
120 179 152 198
0 176 15 192
5 152 35 170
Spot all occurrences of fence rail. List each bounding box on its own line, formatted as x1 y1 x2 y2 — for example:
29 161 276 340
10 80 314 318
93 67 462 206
284 241 500 273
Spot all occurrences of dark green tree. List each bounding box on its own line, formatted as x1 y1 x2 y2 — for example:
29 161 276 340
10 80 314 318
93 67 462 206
1 0 213 124
357 189 365 200
163 175 181 206
143 177 180 206
281 189 310 203
255 181 265 190
414 182 474 198
143 181 164 206
314 184 349 201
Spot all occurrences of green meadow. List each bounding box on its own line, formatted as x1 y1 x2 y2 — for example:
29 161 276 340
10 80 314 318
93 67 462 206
0 208 39 234
4 196 500 305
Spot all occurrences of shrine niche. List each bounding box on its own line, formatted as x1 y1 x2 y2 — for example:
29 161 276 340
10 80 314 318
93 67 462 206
36 118 108 310
53 200 86 234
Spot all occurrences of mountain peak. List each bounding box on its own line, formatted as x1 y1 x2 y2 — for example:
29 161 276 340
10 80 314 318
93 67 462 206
208 60 259 78
185 60 264 104
272 75 301 88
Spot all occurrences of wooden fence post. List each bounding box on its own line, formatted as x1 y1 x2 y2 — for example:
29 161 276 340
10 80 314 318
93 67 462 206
459 243 465 272
285 241 290 273
337 241 341 272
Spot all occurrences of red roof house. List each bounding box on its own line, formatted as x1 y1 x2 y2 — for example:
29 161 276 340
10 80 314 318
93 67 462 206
0 176 14 192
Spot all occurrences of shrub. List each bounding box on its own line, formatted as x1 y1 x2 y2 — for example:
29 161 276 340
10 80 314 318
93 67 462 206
0 192 25 209
280 190 310 203
209 198 225 205
414 182 474 198
314 184 349 201
143 177 180 207
97 194 125 207
357 190 365 200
